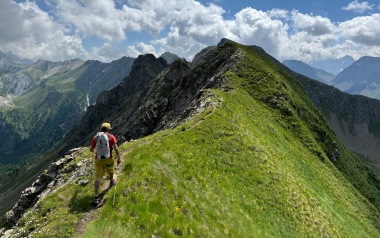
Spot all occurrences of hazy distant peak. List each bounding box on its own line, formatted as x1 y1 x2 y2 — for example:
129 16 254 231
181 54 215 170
160 52 180 64
282 59 335 84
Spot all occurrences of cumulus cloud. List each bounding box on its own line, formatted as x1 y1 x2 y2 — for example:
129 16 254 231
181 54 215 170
342 0 374 14
51 0 127 41
292 12 335 36
339 14 380 46
126 42 160 58
0 0 86 61
1 0 380 64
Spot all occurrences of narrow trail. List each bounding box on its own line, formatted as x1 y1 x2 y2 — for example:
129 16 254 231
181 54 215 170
75 150 129 236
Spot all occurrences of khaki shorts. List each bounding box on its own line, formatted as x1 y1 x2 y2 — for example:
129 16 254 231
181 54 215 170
94 158 114 179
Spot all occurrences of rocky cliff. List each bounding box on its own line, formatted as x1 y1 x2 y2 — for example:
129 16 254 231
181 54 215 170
58 41 238 154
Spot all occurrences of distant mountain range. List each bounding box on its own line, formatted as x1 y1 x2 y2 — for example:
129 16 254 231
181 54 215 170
282 60 335 84
0 51 27 75
309 55 355 75
0 53 135 164
333 56 380 99
284 56 380 101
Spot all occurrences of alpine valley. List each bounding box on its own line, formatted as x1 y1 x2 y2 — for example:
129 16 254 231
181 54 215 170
0 53 135 222
1 39 380 237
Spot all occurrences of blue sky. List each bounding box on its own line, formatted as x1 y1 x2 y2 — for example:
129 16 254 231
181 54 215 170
1 0 380 63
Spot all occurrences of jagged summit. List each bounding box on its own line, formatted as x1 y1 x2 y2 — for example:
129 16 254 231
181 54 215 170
160 52 180 64
58 44 238 153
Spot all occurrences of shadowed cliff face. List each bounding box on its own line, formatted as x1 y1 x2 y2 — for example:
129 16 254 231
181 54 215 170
59 44 240 154
290 71 380 174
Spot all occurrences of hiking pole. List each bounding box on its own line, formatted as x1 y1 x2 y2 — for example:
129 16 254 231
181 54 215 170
113 165 119 207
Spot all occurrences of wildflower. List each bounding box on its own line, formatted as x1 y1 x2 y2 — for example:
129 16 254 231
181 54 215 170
175 206 181 213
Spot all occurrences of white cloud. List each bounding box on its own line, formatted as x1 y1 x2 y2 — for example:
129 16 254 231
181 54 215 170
1 0 380 64
126 42 160 58
292 12 335 36
0 0 86 61
339 14 380 46
342 0 373 14
228 8 289 57
51 0 127 41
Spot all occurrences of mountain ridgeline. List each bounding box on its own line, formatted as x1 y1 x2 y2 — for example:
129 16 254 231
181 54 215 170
58 45 235 154
293 73 380 174
284 56 380 101
2 39 380 237
0 56 135 164
282 57 380 174
0 55 134 224
333 56 380 99
282 60 335 84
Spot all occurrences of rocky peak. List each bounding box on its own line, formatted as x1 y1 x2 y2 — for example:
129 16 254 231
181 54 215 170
58 40 241 154
332 56 380 95
160 52 180 64
0 51 24 74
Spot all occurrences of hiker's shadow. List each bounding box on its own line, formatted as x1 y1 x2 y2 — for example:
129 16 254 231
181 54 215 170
69 187 112 213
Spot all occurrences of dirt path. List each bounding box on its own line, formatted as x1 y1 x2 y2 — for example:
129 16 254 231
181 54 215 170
75 151 128 236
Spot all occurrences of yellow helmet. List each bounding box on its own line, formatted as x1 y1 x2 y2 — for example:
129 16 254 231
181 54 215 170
101 122 112 130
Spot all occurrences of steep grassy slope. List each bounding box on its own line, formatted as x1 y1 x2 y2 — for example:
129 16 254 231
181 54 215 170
295 74 380 175
5 40 380 237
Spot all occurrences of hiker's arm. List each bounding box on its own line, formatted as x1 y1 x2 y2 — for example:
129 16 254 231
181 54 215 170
89 137 96 152
113 144 121 165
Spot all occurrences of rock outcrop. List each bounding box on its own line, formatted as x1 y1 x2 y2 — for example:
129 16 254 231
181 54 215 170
59 41 241 155
2 147 91 232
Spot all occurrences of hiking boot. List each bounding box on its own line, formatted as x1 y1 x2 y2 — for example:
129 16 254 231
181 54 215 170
109 180 116 188
92 196 100 206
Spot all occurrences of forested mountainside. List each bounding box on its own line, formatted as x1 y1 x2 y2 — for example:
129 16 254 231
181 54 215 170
2 39 379 237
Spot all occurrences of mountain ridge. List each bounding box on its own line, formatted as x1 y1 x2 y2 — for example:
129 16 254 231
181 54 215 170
2 39 379 237
332 56 380 100
310 55 355 75
282 59 335 84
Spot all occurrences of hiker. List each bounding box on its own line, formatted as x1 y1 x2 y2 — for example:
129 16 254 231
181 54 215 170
90 122 121 204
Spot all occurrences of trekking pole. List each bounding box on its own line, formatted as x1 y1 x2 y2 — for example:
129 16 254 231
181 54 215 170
113 165 119 207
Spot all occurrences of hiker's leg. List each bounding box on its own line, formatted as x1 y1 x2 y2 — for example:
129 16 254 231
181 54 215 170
94 159 105 196
105 158 115 182
94 178 100 197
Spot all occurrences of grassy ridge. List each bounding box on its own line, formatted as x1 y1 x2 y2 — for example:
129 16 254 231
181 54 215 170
24 87 380 237
81 87 379 237
8 42 380 237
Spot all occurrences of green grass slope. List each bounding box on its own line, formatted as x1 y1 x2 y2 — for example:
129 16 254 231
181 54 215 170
8 41 380 237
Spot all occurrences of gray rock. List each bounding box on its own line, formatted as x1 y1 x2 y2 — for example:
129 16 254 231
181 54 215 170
78 180 90 186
